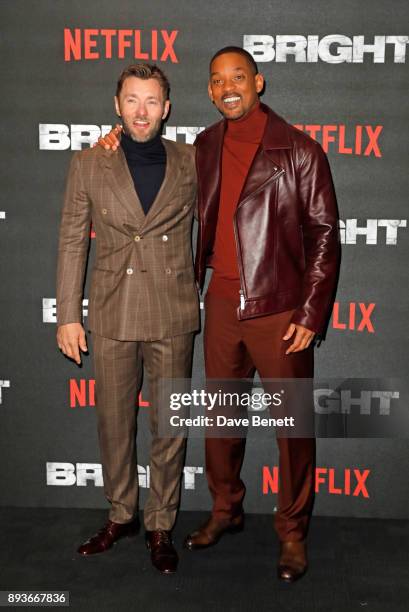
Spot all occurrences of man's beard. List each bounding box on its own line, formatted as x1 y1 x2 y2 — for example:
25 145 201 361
122 116 162 143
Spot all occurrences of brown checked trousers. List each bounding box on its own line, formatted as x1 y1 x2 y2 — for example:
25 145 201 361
92 332 194 530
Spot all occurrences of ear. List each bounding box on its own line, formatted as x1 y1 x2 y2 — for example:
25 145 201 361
162 99 171 120
207 81 214 103
114 96 121 118
255 73 264 94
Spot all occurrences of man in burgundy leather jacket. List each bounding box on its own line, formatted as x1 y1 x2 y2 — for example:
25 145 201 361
184 47 340 582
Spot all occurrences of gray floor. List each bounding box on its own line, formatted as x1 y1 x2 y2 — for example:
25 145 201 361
0 508 407 612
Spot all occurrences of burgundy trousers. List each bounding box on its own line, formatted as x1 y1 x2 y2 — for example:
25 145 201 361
204 292 315 542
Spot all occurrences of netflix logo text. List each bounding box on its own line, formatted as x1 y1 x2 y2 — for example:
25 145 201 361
64 29 178 62
69 378 149 409
263 466 370 498
331 302 375 333
293 124 382 157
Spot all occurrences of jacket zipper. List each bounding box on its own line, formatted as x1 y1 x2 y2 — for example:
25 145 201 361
236 168 285 210
233 167 284 314
239 289 245 310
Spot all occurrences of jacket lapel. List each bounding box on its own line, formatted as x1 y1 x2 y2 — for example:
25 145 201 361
237 149 285 208
98 136 187 229
99 147 146 226
237 104 291 208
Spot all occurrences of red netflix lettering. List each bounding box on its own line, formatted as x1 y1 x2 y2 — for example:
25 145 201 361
315 467 327 493
332 302 376 333
69 379 149 408
355 125 362 155
160 30 178 62
349 303 356 330
84 29 99 59
63 28 179 63
364 126 383 157
353 469 370 498
118 30 133 59
328 468 343 494
262 466 279 494
332 303 347 330
338 125 353 154
70 379 86 408
152 30 158 61
64 28 81 61
357 303 375 332
322 125 337 151
344 468 351 495
293 123 383 157
100 29 115 58
262 466 370 498
134 30 149 60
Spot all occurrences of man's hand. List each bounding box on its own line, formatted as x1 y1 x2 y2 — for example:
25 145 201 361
282 323 315 355
96 124 122 151
57 323 88 365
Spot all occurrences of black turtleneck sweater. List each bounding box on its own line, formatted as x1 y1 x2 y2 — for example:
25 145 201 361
121 131 167 215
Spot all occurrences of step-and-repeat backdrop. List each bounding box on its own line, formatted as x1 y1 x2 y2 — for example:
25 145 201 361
0 1 408 519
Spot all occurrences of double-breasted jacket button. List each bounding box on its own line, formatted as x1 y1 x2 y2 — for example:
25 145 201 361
162 235 168 242
126 268 134 275
102 208 108 215
165 268 172 275
134 235 141 242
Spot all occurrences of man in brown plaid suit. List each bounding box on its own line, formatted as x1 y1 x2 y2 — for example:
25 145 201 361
56 64 199 574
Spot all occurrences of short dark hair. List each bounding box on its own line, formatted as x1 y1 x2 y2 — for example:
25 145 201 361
116 63 170 99
209 46 259 75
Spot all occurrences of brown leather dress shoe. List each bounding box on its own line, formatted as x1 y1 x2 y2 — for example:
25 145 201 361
184 514 244 550
145 530 178 574
277 541 308 582
77 518 139 556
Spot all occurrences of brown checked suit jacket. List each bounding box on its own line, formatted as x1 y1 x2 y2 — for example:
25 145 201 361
56 138 200 341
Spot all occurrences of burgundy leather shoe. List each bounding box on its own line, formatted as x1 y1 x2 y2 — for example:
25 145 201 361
277 541 308 582
184 514 244 550
77 518 139 556
145 530 178 574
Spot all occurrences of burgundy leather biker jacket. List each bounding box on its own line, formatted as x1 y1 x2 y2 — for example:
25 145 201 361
194 103 340 335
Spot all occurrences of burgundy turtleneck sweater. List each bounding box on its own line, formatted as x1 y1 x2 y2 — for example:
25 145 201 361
208 101 267 301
